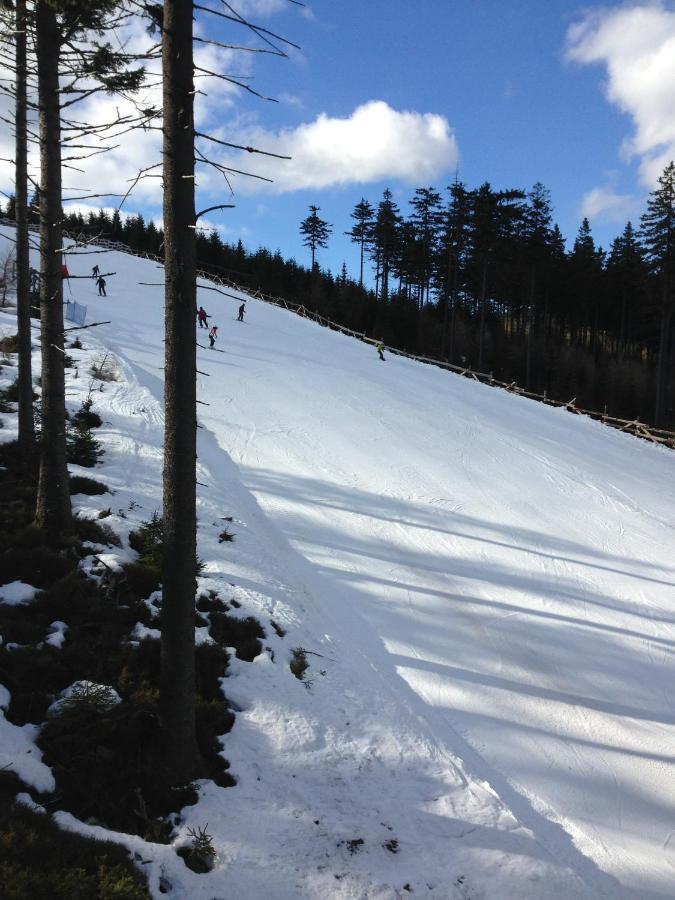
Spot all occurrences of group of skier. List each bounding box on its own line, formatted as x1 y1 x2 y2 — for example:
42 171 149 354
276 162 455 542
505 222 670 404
32 259 110 296
197 300 386 361
57 261 387 362
91 264 107 295
196 301 246 349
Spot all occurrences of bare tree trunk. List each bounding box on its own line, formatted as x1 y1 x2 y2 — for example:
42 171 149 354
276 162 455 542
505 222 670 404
440 253 450 356
525 267 535 391
478 261 488 371
160 0 200 785
654 282 672 427
15 0 35 453
381 248 389 301
374 250 380 301
448 256 459 364
34 1 71 540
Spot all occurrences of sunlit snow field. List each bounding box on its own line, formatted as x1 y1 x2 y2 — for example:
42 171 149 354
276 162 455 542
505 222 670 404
1 225 675 898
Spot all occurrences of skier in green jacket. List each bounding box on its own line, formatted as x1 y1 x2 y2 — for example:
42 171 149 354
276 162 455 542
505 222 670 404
375 341 385 361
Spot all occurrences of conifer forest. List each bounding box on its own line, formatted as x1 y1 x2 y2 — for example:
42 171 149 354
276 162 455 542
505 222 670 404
7 164 674 428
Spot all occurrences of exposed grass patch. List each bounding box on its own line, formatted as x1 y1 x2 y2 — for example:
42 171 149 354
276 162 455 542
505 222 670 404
0 333 19 353
69 475 109 496
196 590 226 614
0 542 78 590
40 693 188 840
90 350 119 383
0 479 37 537
208 612 265 662
0 773 150 899
73 516 121 548
122 562 161 601
270 620 286 638
0 377 38 413
0 422 258 856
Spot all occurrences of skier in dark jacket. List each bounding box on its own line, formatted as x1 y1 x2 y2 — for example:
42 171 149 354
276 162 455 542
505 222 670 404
96 276 107 296
197 306 210 328
92 264 100 278
208 325 218 348
237 302 246 322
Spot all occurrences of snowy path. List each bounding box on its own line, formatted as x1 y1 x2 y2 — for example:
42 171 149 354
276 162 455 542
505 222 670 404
212 324 675 898
3 228 675 897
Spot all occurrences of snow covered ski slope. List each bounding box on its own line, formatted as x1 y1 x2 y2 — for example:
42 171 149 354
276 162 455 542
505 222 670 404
3 226 675 898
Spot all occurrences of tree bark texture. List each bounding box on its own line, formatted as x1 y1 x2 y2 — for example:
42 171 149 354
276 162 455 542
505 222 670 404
525 267 536 391
15 0 35 451
160 0 200 785
478 262 488 371
654 281 672 427
34 1 71 539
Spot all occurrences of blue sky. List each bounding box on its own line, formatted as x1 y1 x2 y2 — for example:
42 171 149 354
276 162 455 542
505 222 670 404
3 0 674 282
202 0 672 279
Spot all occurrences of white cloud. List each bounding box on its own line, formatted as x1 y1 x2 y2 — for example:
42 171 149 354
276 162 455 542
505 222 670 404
579 185 638 224
0 10 262 214
229 0 291 16
279 92 305 109
0 13 454 218
566 2 675 186
210 100 459 194
227 0 314 20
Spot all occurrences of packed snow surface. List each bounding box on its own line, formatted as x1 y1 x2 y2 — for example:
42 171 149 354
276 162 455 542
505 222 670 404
1 226 675 898
0 580 40 606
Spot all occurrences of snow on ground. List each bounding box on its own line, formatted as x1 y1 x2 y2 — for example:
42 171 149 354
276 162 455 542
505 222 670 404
0 581 40 605
1 225 675 898
0 683 55 795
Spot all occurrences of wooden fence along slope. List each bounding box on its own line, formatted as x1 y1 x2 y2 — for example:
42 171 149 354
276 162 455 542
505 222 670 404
3 220 674 451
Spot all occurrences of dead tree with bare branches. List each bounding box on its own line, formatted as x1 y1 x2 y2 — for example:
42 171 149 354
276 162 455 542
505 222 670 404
153 0 298 785
0 1 146 541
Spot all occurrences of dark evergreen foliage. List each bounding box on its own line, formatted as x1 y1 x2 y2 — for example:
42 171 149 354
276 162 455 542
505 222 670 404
640 161 675 425
4 163 674 426
299 204 332 269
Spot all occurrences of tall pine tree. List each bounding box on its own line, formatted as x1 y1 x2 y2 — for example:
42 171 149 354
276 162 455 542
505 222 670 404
641 161 675 426
522 182 554 389
33 0 143 541
300 205 331 270
346 198 374 288
370 189 400 301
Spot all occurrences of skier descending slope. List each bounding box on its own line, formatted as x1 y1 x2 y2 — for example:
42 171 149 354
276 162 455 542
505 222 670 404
197 305 210 328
